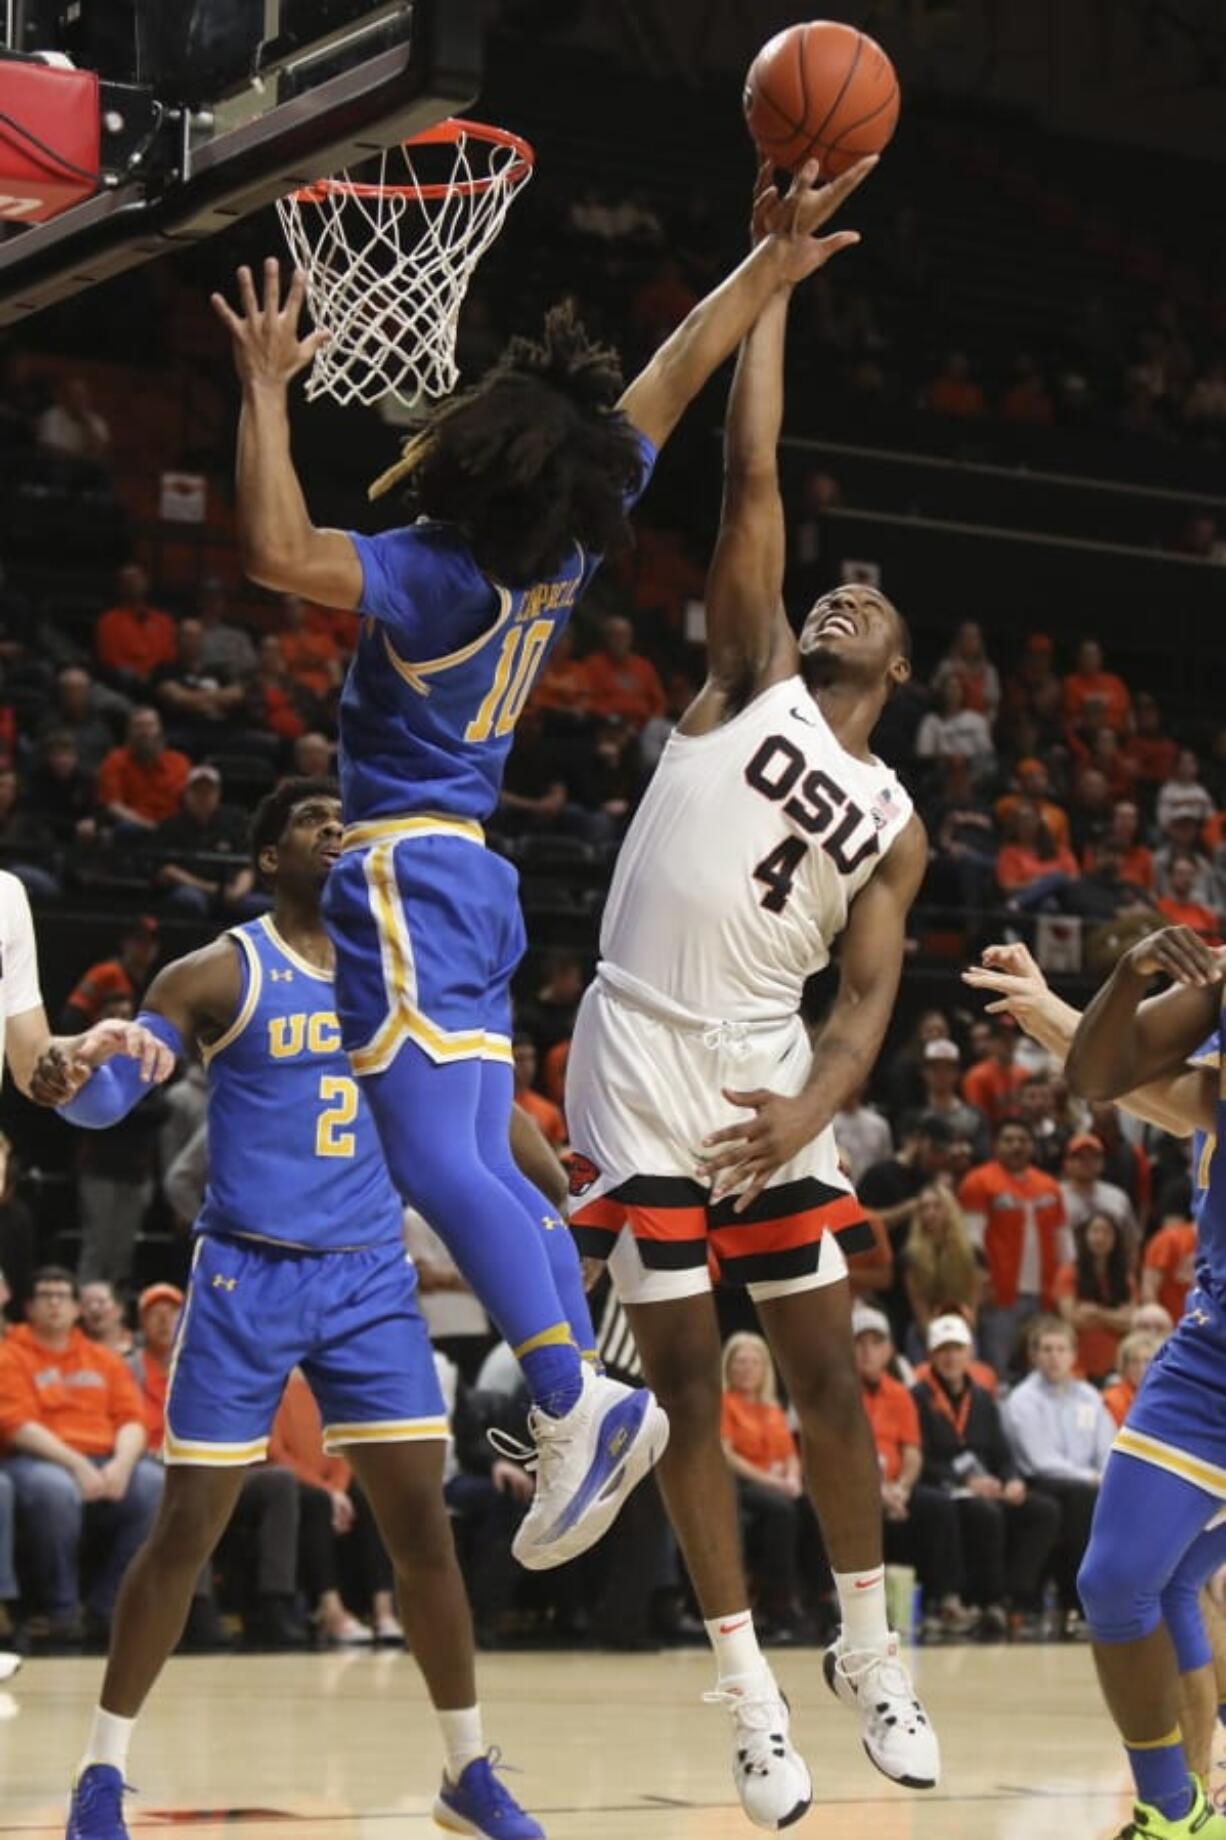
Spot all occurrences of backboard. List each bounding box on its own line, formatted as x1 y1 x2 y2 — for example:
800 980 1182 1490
0 0 482 324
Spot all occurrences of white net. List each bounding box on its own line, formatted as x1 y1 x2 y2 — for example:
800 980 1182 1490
277 122 534 410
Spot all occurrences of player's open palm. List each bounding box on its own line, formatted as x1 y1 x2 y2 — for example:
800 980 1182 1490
755 154 876 283
962 940 1052 1028
211 257 328 391
701 1087 815 1212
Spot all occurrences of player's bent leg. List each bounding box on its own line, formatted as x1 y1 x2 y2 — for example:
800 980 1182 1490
754 1258 939 1793
622 1271 811 1832
1078 1450 1226 1834
68 1466 248 1840
1163 1523 1226 1784
345 1441 544 1840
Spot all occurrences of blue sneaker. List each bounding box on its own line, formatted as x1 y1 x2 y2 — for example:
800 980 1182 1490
511 1367 669 1571
66 1765 129 1840
433 1751 544 1838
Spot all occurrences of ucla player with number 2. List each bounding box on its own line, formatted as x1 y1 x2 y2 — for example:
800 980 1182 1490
208 151 877 1567
566 164 935 1830
56 782 547 1840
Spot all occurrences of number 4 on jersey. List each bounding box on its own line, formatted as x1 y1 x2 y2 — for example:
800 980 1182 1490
753 836 808 913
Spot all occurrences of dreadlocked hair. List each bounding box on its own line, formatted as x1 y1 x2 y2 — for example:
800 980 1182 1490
368 302 646 586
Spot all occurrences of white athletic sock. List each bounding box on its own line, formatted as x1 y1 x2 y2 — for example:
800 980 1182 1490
833 1566 890 1654
80 1707 135 1777
704 1611 767 1683
438 1705 485 1784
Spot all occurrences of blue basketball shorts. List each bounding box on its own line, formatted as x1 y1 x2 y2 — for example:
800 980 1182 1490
1112 1285 1226 1498
323 819 525 1076
164 1232 448 1466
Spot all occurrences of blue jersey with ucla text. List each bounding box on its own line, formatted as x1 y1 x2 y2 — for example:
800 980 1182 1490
195 916 403 1252
1189 1015 1225 1304
340 432 656 824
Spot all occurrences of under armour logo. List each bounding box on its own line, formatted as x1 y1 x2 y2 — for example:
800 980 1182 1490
270 969 293 983
542 1215 563 1231
1188 1306 1211 1326
211 1275 238 1291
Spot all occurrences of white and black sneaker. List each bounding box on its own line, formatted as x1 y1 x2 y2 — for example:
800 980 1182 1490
823 1633 940 1790
703 1671 812 1831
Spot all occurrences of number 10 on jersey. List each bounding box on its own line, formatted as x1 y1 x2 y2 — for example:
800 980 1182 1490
465 619 554 743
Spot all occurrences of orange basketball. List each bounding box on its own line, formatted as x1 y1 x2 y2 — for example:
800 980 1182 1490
744 20 900 179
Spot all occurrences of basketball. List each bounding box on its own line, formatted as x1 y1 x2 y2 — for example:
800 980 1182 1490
744 20 900 178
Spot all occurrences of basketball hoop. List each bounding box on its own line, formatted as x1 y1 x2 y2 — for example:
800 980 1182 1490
277 118 535 410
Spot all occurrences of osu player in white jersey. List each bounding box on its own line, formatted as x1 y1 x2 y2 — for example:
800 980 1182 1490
567 169 936 1829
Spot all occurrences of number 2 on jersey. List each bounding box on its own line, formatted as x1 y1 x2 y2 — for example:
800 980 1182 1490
316 1075 358 1158
465 619 554 743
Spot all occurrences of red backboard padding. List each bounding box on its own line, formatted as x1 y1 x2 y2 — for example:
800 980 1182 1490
0 61 100 223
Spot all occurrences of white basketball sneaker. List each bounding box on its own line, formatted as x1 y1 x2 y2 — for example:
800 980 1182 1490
510 1366 669 1572
703 1672 812 1831
823 1633 940 1790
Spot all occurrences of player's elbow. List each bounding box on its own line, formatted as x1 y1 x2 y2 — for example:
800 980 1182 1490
239 538 300 594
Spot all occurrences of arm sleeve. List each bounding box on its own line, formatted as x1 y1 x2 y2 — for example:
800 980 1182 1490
1 875 41 1017
57 1011 186 1129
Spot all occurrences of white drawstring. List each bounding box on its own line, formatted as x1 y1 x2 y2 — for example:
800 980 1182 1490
702 1019 751 1058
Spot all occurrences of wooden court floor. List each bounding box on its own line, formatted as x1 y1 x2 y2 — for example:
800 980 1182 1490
0 1644 1170 1838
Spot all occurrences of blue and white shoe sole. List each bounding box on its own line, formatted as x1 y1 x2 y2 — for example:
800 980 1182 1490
432 1794 544 1839
514 1391 670 1571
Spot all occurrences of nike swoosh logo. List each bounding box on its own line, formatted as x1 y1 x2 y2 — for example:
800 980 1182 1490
854 1576 883 1590
719 1617 752 1634
790 706 816 726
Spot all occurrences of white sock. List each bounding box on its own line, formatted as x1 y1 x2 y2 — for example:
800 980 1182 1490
438 1705 485 1784
80 1707 135 1777
833 1566 890 1654
704 1611 767 1683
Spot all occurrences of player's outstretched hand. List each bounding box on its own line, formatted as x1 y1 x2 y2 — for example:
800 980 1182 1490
210 258 328 393
700 1086 816 1212
28 1018 177 1110
962 941 1052 1025
755 154 876 283
1124 925 1226 987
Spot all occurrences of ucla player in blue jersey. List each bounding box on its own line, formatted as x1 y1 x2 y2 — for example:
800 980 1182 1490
208 153 878 1567
54 783 548 1840
968 928 1226 1839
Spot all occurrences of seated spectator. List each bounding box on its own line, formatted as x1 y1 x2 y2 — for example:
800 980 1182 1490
97 707 191 833
151 617 245 754
931 619 1000 720
580 616 665 731
78 1281 135 1358
566 717 642 838
852 1306 972 1637
1060 1134 1139 1247
0 1266 161 1642
1154 813 1217 906
1156 749 1215 834
961 1022 1026 1128
1068 767 1116 858
38 667 122 778
1086 1101 1152 1222
149 765 254 917
900 1183 982 1360
36 376 110 463
293 732 334 779
495 710 590 842
61 917 158 1031
959 1120 1070 1377
1002 1317 1115 1628
1015 1073 1067 1175
267 1369 399 1644
278 593 342 703
1083 801 1153 890
916 674 995 781
924 350 986 419
883 1009 954 1118
527 626 591 725
720 1332 804 1639
926 754 999 917
512 1034 566 1149
1156 848 1222 944
95 566 177 688
1000 352 1054 426
1001 634 1061 747
125 1283 181 1451
243 635 313 742
0 767 58 898
0 1137 35 1315
904 1039 989 1159
913 1315 1060 1639
1142 1213 1198 1322
1123 692 1178 795
1077 725 1136 803
1053 1214 1136 1383
858 1115 954 1331
994 758 1071 853
1102 1332 1159 1426
996 805 1080 911
197 577 257 680
832 1084 893 1186
1062 639 1131 735
26 730 97 847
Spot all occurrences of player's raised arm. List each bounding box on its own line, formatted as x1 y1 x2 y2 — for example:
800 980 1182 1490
212 260 363 608
1065 926 1226 1104
618 156 872 453
703 813 927 1209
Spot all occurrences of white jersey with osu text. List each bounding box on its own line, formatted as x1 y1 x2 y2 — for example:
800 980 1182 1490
599 675 913 1024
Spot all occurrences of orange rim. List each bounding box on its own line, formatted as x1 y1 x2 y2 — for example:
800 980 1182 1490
290 118 535 204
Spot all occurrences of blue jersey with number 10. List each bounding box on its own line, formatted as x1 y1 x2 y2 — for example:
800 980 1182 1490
196 915 404 1253
340 430 656 825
